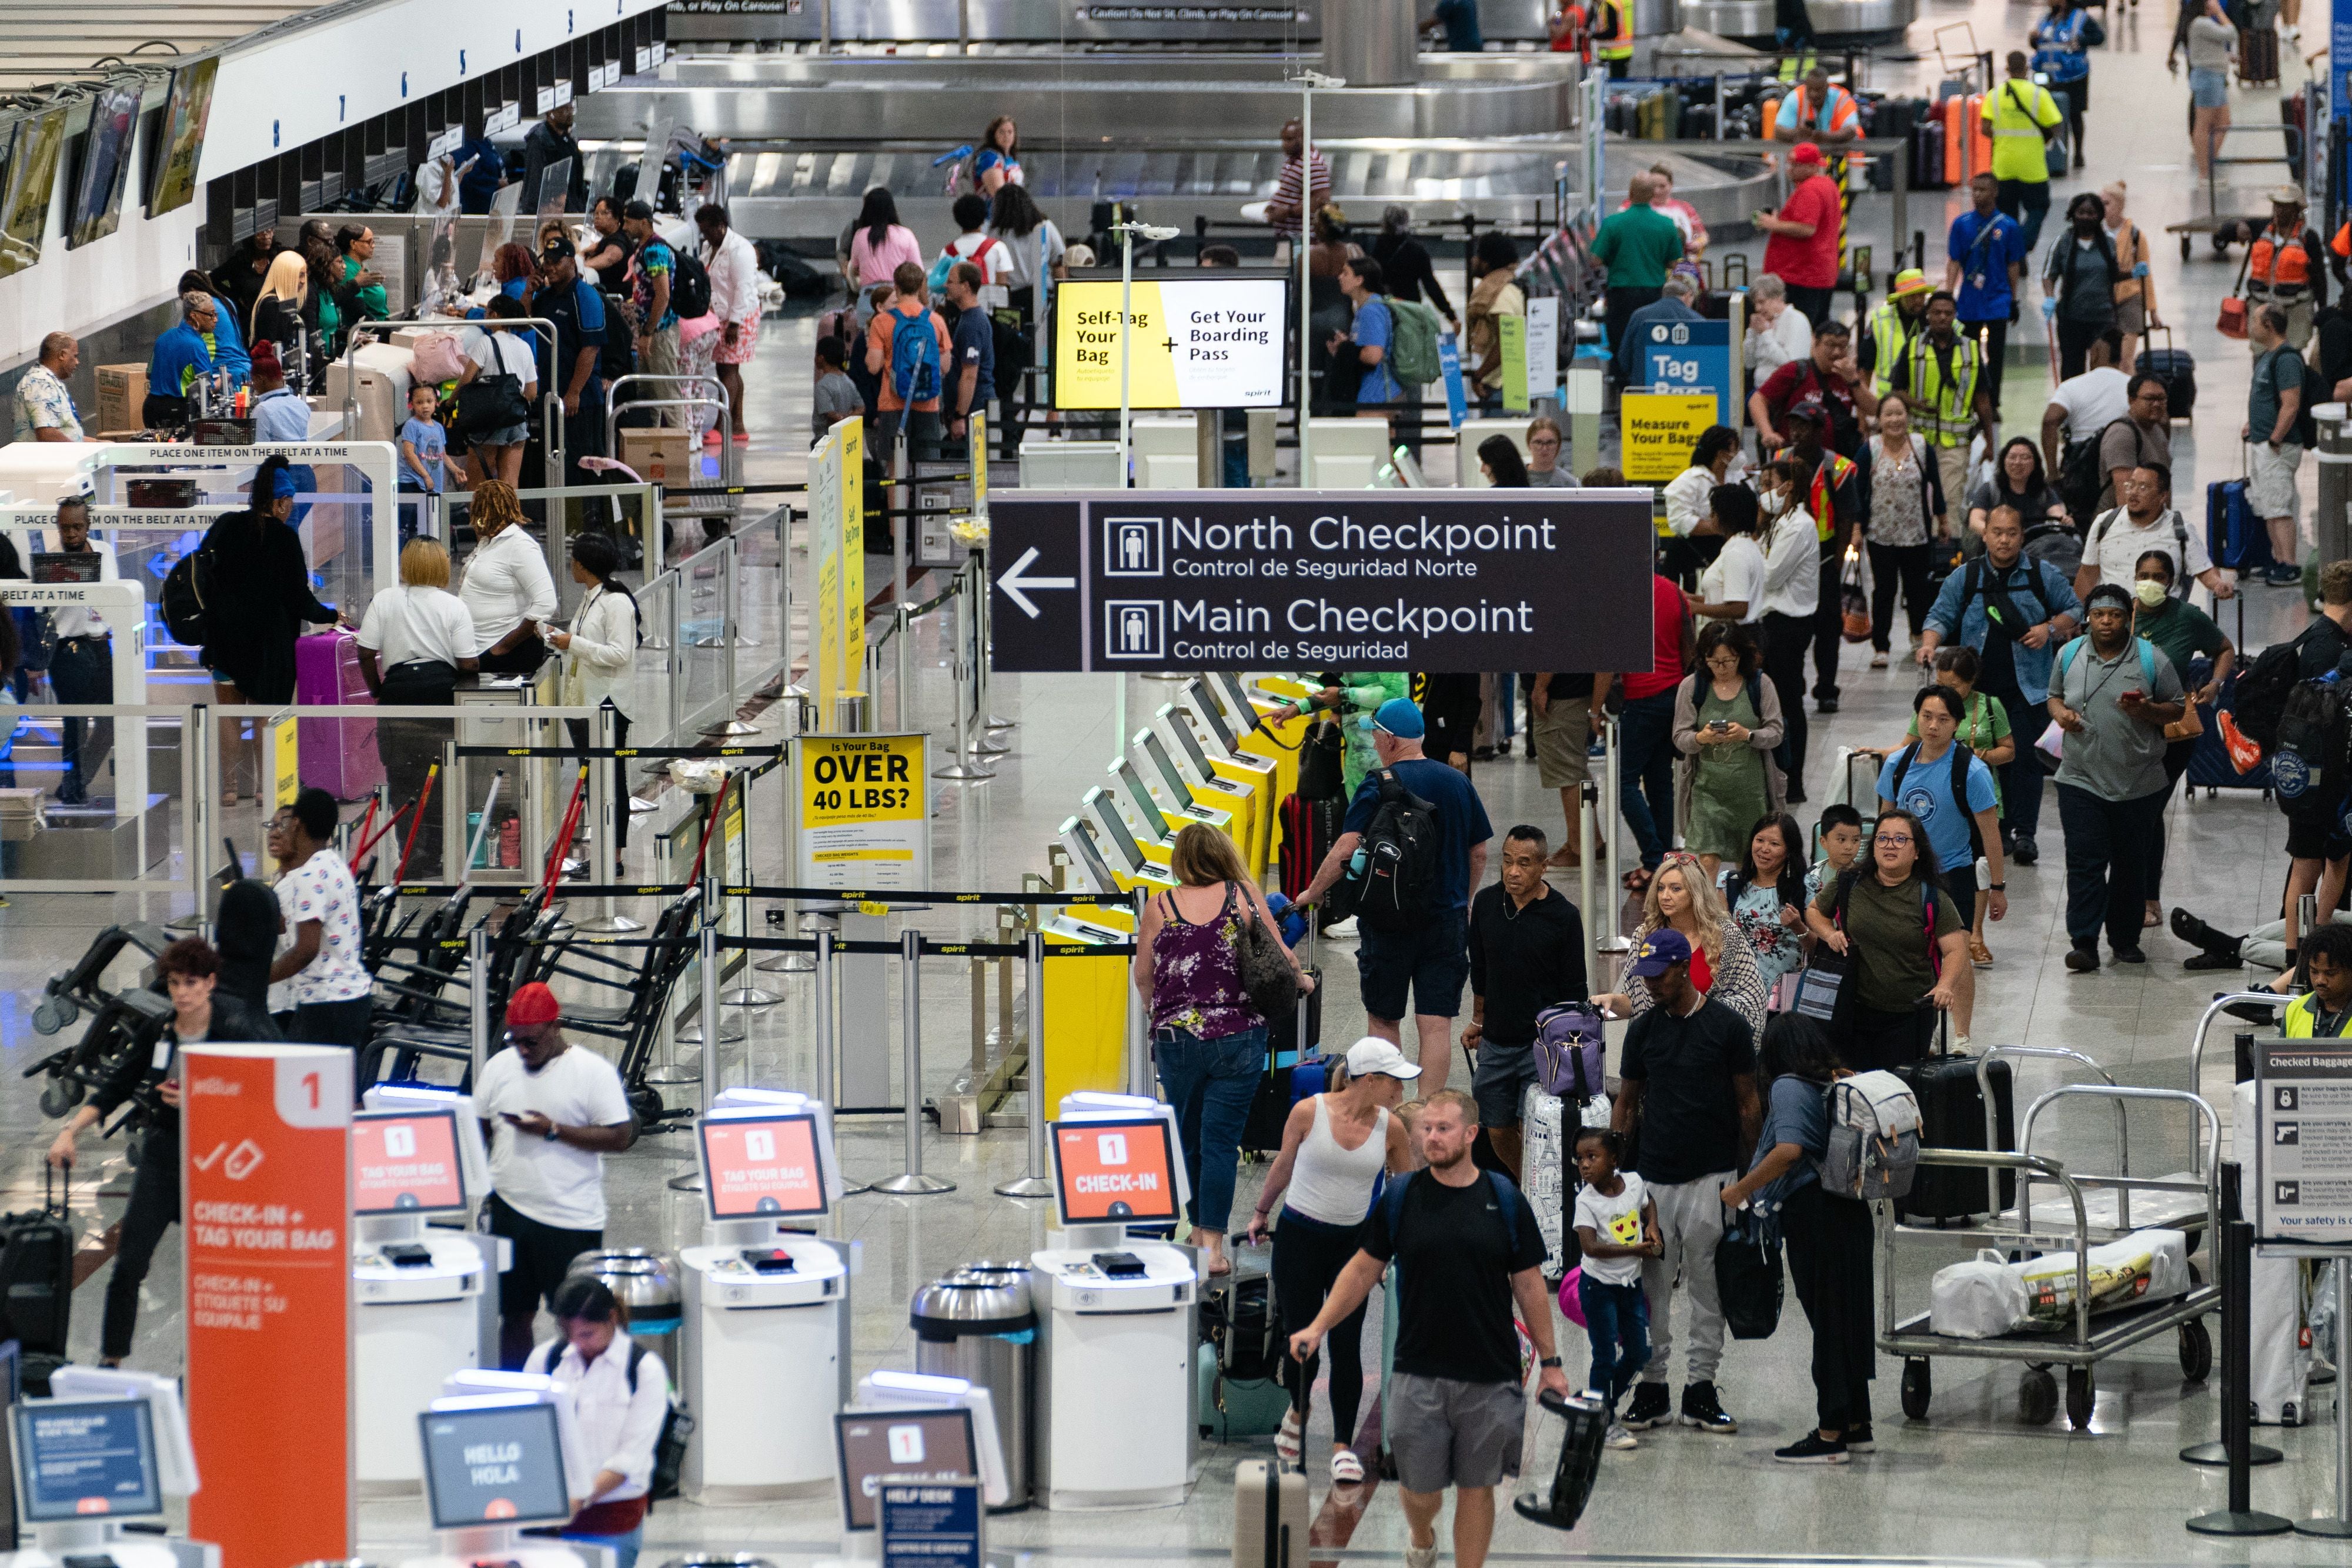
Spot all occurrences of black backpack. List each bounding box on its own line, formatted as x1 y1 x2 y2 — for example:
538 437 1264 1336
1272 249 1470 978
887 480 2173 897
160 543 218 647
2058 417 2132 523
1202 1274 1281 1382
2270 671 2351 811
1348 768 1442 931
670 250 713 320
1887 739 1986 866
2234 621 2342 752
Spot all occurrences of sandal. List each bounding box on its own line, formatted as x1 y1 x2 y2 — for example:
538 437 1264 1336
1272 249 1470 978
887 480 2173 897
1275 1411 1304 1464
1331 1449 1365 1484
1622 867 1653 895
2144 901 2163 930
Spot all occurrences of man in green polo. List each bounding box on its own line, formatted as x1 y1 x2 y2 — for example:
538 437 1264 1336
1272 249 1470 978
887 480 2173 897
1591 172 1686 390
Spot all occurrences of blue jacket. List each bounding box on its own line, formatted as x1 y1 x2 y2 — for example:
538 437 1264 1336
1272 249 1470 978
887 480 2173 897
1924 554 2084 703
149 323 216 399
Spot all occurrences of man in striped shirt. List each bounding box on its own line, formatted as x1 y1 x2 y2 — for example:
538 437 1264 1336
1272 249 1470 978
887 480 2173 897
1266 119 1333 238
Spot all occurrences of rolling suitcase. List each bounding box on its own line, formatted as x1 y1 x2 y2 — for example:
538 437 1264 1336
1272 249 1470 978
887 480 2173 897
1198 1344 1294 1441
1233 1459 1309 1568
295 628 383 800
1277 791 1342 903
2134 325 2196 417
2239 24 2278 83
1243 966 1324 1154
1911 119 1948 191
0 1166 75 1357
2186 660 2273 795
1892 1014 2015 1223
2208 470 2276 577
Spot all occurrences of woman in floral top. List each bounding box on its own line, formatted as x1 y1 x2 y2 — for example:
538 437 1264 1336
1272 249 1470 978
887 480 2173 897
1591 851 1769 1041
1718 813 1811 997
1134 823 1311 1275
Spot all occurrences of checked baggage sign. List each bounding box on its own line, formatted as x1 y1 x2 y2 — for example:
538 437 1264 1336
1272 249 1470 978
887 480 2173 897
987 490 1654 674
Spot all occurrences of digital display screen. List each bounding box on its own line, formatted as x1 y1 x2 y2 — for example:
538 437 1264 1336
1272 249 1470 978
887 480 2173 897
148 59 219 218
1158 707 1218 780
352 1110 467 1216
1050 1117 1180 1225
1112 761 1170 838
1185 679 1241 752
1083 788 1145 870
29 555 101 586
0 111 68 280
419 1403 570 1530
66 84 141 249
13 1400 161 1522
833 1409 975 1531
1058 817 1119 897
699 1112 828 1220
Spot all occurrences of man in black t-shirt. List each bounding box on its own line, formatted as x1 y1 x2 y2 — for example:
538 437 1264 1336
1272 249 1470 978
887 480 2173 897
944 261 996 454
1291 1090 1564 1568
1610 929 1759 1435
1465 825 1588 1180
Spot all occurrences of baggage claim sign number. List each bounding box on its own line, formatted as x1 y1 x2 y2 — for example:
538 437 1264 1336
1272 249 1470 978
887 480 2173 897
987 492 1656 674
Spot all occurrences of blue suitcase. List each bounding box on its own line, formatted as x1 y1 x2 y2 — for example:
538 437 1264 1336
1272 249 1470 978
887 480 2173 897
2184 658 2273 797
2208 475 2276 576
2136 326 2197 417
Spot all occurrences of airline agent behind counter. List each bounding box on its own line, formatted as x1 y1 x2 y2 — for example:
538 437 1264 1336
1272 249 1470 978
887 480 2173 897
524 1275 671 1568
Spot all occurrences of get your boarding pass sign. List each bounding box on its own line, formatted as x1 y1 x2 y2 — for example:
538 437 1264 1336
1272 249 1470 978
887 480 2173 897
2256 1039 2352 1244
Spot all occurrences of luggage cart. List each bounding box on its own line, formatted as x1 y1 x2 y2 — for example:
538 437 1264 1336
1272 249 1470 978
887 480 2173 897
2164 123 2304 260
1969 1047 2215 1243
1879 1091 2221 1430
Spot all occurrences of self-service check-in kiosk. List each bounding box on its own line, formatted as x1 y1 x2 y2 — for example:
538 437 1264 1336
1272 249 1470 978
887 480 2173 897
352 1095 496 1495
1166 686 1279 872
5 1386 214 1568
1031 1094 1198 1510
680 1096 849 1502
404 1395 598 1568
1132 727 1256 861
828 1399 987 1563
1107 755 1231 858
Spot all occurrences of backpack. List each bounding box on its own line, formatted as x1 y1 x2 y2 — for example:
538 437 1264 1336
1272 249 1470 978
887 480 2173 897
1887 737 1986 867
888 306 943 405
1387 296 1444 388
1381 1166 1535 1265
1348 768 1442 931
1959 557 2053 638
409 330 468 386
599 289 639 383
1739 670 1795 777
2233 621 2340 751
2057 417 2132 521
2269 670 2351 808
526 1339 693 1508
1531 1002 1605 1102
926 248 958 298
669 249 713 320
1818 1070 1922 1201
2085 507 2192 598
1203 1273 1281 1382
2019 519 2084 581
160 542 218 647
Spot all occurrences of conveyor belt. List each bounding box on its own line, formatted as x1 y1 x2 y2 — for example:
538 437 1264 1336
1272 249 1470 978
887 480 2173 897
1678 0 1916 42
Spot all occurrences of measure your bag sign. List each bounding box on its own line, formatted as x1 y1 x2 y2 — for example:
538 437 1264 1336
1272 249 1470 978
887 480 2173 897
988 490 1653 673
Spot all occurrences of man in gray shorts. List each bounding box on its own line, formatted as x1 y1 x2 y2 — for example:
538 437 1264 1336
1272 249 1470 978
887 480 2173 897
1464 823 1588 1181
1289 1090 1566 1568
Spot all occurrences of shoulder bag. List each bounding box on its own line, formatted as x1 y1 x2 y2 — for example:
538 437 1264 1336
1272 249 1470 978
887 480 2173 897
1231 885 1302 1018
456 336 532 440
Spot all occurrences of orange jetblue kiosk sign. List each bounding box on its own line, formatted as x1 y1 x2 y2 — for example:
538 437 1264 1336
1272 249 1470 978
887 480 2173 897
182 1044 353 1568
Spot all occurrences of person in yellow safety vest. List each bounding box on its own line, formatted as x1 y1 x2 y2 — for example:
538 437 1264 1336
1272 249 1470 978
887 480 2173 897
1889 292 1997 523
2230 185 2330 354
2283 924 2352 1036
1592 0 1632 76
1983 51 2064 253
1769 67 1860 267
1860 269 1935 404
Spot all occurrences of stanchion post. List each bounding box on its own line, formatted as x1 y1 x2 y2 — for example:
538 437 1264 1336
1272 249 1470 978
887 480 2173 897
872 927 954 1193
997 930 1054 1196
1577 778 1597 987
1127 886 1149 1099
934 585 996 781
467 927 491 1086
2296 1259 2352 1537
814 925 871 1195
1604 714 1621 912
897 603 913 732
2184 1162 2284 1472
700 911 722 1116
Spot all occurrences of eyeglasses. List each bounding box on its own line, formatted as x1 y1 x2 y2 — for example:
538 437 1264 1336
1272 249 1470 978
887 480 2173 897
1874 833 1913 847
1529 434 1561 448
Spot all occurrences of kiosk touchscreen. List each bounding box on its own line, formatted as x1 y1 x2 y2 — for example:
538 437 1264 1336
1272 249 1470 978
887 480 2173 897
1049 1118 1181 1228
417 1399 572 1533
44 1372 195 1499
354 1110 468 1216
699 1112 828 1221
12 1400 161 1523
833 1408 976 1530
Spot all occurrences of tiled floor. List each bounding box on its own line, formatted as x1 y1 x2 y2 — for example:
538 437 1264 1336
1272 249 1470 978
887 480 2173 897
10 0 2352 1559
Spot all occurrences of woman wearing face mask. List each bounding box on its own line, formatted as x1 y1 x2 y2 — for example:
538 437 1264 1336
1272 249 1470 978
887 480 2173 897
2130 549 2233 924
2041 194 2120 381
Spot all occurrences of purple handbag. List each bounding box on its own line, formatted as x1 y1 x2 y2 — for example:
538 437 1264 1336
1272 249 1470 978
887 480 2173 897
1532 1002 1606 1102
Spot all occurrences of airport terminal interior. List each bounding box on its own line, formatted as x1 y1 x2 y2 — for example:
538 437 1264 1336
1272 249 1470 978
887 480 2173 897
9 0 2352 1560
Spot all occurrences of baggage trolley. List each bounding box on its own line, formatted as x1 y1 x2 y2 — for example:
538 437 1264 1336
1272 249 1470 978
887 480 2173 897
1878 1091 2221 1429
1969 1048 2216 1245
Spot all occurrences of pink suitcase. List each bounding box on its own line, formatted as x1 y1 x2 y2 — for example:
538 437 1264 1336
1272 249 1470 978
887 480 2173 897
295 630 383 799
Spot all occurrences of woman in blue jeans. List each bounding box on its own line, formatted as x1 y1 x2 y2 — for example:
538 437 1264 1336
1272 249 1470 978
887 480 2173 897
1134 823 1312 1275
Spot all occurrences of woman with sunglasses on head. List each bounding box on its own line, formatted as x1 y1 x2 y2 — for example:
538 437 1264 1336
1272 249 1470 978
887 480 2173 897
1803 805 1970 1071
1592 841 1770 1042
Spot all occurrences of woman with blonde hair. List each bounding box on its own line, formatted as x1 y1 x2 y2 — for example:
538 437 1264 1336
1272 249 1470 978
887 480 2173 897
2103 182 2157 371
355 537 478 875
249 250 309 369
1593 849 1769 1038
1133 822 1311 1276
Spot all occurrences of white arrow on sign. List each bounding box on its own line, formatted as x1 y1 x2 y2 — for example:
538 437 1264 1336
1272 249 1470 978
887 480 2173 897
995 545 1077 620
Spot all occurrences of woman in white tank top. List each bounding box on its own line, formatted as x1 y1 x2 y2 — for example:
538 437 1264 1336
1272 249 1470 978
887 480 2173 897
1245 1037 1418 1483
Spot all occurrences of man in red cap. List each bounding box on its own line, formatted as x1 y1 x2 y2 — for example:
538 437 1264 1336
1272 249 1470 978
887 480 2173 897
474 979 637 1368
1754 143 1845 329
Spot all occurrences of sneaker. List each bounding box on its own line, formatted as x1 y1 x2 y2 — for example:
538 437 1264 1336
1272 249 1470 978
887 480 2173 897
2269 564 2306 587
1969 935 1994 968
2066 945 2100 973
1775 1432 1850 1465
1953 1034 1972 1052
1324 916 1359 940
1843 1422 1875 1452
1816 698 1840 714
2114 945 2147 964
1870 651 1889 669
1603 1423 1639 1450
1622 1383 1673 1430
2013 835 2040 866
1406 1546 1440 1568
1680 1382 1738 1433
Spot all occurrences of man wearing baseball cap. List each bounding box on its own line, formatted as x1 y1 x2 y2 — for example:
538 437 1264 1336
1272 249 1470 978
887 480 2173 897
533 235 610 483
1753 140 1844 327
1301 698 1493 1092
474 980 639 1366
1610 928 1759 1437
1857 268 1932 403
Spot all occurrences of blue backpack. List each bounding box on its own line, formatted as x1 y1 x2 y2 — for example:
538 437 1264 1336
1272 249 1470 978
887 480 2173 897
889 305 941 405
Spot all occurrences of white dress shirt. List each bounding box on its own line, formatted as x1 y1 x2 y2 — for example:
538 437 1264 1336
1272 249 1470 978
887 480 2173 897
1700 534 1768 623
702 227 762 325
459 525 559 654
524 1330 669 1502
43 540 119 641
1662 466 1718 537
356 583 476 670
559 584 640 720
1758 507 1823 619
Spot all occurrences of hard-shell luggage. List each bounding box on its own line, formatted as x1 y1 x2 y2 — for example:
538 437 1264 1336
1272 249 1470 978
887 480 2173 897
1893 1018 2016 1223
1911 119 1949 191
1198 1345 1294 1441
1232 1457 1310 1568
2208 472 2276 578
2240 24 2279 83
1244 955 1324 1154
2135 325 2197 417
295 628 383 799
1940 94 1969 185
0 1167 76 1357
1277 791 1341 904
2189 667 2272 794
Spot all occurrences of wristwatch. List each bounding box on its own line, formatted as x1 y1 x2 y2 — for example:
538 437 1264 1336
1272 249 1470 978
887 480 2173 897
1538 1356 1563 1369
1989 881 2006 891
543 1122 561 1142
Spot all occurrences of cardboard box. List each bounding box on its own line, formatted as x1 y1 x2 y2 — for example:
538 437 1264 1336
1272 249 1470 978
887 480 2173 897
620 429 715 501
0 787 45 840
95 365 147 433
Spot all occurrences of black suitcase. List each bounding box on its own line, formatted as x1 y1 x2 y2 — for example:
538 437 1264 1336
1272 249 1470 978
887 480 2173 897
2134 325 2196 417
0 1168 75 1356
1892 1018 2014 1223
1277 792 1342 904
2239 24 2278 82
1242 964 1324 1153
1911 120 1949 191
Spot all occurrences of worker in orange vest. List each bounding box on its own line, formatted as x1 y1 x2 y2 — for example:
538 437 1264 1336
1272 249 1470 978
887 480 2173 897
2231 185 2328 354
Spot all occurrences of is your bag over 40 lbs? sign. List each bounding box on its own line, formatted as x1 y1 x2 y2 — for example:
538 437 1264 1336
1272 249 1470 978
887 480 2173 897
987 490 1656 673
